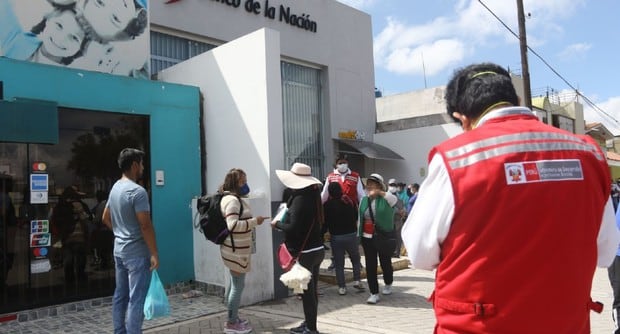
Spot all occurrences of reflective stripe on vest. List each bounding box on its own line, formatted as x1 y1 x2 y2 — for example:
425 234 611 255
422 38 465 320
443 131 604 169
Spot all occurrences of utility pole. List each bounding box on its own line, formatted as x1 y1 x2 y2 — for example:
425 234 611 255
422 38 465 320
516 0 532 110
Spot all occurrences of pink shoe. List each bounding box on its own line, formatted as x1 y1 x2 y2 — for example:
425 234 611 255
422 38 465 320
224 319 253 334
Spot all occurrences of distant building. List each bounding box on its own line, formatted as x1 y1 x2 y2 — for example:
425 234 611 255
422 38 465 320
372 74 618 184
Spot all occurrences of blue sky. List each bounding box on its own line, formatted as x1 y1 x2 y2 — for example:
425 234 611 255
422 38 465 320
336 0 620 133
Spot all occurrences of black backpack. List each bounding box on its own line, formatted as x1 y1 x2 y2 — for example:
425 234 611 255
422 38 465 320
196 193 243 251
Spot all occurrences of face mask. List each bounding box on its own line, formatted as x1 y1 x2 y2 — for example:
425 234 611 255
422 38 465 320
239 183 250 196
336 163 348 173
388 186 398 194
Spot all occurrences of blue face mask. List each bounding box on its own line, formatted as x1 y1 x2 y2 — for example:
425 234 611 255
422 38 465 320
239 183 250 196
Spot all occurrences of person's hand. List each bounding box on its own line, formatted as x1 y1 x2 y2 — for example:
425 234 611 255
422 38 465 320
270 219 278 229
256 216 269 225
150 254 159 271
368 189 383 198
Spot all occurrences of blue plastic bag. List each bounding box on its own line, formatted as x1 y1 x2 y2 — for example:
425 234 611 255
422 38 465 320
143 270 170 320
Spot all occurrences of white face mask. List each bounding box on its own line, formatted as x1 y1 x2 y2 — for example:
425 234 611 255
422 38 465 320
336 163 348 173
388 186 398 194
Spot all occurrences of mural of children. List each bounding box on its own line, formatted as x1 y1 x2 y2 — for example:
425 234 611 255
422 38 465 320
0 3 88 66
74 0 147 43
0 0 150 77
29 9 88 65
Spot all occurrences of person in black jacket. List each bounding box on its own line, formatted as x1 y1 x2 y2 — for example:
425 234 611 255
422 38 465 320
273 163 325 334
323 182 364 295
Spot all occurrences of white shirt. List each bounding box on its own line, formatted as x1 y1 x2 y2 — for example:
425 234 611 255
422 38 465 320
402 138 620 271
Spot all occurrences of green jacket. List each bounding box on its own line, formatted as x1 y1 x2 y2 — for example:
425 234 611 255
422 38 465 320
358 196 395 236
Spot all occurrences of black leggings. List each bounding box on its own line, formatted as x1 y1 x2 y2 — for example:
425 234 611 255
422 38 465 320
361 237 393 295
298 249 325 331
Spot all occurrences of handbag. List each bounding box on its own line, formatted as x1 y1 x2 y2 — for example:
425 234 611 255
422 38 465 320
277 202 318 272
278 242 295 271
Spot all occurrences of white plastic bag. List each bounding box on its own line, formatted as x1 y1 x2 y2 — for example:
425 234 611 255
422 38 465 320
279 262 312 294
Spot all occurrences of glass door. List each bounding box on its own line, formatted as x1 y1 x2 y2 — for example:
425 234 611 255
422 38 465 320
0 108 149 314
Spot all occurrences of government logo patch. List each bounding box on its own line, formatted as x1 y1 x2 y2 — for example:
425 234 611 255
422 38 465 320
504 159 583 185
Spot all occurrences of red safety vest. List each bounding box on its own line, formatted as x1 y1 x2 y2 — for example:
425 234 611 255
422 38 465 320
430 113 609 334
326 171 361 204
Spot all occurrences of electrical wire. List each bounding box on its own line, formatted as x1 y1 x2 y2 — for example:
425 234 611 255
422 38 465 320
477 0 619 127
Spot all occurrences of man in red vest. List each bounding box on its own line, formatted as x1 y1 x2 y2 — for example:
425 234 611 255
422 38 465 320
402 62 620 334
320 156 366 271
321 156 365 205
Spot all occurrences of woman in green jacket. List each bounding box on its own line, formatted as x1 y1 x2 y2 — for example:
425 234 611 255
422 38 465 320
358 173 398 304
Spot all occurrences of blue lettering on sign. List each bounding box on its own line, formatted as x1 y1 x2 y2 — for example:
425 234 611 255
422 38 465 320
30 174 48 191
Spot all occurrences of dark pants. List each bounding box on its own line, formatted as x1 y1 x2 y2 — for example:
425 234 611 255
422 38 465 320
63 242 87 283
393 219 404 256
331 232 361 288
298 248 325 332
609 255 620 334
361 237 393 295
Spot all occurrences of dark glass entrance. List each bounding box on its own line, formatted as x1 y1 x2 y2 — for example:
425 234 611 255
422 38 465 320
0 108 149 314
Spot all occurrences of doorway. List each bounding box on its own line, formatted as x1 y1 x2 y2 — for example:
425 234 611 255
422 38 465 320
0 108 149 314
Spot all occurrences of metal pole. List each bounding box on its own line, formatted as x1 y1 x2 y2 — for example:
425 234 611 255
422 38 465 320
517 0 532 110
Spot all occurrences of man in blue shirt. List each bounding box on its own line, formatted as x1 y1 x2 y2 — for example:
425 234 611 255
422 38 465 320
103 148 159 334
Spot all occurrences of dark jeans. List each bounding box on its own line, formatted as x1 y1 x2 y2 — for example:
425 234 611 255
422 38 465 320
609 255 620 334
330 232 361 288
298 248 325 332
361 237 393 295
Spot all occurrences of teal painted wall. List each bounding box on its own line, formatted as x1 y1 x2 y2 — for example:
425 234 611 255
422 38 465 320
0 58 201 284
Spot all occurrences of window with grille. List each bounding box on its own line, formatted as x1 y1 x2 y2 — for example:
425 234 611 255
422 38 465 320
150 31 216 75
281 62 324 180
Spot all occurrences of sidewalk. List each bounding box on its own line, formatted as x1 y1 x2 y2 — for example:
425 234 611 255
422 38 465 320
0 256 615 333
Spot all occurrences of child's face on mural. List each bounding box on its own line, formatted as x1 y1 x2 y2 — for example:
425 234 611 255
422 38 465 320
40 11 85 58
82 0 136 40
88 42 121 73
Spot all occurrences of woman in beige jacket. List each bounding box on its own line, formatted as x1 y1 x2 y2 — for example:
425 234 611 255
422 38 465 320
218 168 267 334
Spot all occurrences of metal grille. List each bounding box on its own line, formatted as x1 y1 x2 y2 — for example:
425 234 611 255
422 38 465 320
150 31 216 75
281 61 324 180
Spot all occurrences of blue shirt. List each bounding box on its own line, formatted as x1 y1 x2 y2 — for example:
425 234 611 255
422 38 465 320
0 1 41 60
407 193 418 214
107 179 150 259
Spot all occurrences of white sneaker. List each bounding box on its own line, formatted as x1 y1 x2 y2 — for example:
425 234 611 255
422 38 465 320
352 281 365 291
366 293 380 304
338 287 347 295
382 284 392 295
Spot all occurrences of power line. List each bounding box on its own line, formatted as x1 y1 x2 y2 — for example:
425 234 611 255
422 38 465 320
476 0 619 126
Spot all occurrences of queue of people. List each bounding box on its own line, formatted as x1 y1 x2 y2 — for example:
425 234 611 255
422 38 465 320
98 61 620 334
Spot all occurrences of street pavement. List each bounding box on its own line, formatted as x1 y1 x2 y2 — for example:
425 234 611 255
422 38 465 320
0 260 615 333
145 265 615 334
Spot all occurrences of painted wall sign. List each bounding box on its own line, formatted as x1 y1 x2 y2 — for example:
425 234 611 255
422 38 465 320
210 0 318 33
0 0 150 78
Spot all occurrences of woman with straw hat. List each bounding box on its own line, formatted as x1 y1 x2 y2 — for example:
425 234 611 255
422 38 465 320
272 163 325 334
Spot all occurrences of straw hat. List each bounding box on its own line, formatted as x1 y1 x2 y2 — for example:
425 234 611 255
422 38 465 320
366 173 386 191
276 163 322 190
